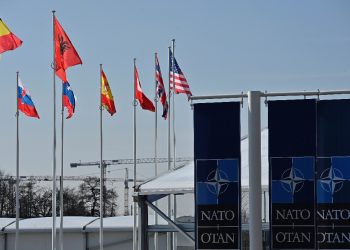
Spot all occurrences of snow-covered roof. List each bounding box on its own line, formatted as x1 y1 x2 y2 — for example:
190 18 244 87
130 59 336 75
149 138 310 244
138 129 269 195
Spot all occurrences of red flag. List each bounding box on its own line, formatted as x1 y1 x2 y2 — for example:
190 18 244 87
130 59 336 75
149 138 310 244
0 19 23 54
134 66 155 112
54 16 82 82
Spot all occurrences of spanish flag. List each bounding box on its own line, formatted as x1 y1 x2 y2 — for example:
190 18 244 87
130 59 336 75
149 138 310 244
101 70 116 116
0 18 22 54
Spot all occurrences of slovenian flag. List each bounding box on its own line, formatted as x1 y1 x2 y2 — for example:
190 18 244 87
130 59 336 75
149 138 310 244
63 82 76 119
18 78 39 119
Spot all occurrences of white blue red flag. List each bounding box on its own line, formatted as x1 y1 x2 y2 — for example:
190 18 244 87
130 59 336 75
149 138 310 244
155 54 168 119
17 78 39 118
169 50 192 100
63 82 76 119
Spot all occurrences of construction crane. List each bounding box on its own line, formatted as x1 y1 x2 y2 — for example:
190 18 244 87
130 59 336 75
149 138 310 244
70 157 192 216
70 157 192 168
6 176 125 182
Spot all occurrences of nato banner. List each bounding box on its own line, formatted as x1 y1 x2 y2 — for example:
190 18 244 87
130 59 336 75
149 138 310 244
194 102 241 250
316 99 350 249
269 99 350 249
269 99 317 249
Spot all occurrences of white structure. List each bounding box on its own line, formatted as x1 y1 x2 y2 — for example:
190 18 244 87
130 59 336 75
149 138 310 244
0 130 269 250
0 216 169 250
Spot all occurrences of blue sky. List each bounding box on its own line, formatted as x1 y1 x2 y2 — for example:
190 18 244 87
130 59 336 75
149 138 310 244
0 0 349 179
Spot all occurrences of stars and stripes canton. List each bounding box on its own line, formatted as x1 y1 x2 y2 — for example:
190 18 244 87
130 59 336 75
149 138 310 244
17 78 40 119
169 50 192 100
155 54 168 119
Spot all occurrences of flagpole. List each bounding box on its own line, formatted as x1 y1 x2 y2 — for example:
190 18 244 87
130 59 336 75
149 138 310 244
133 58 138 250
154 53 159 250
15 71 20 250
99 64 104 250
52 10 57 250
167 46 172 250
172 39 176 172
171 38 176 250
59 81 64 250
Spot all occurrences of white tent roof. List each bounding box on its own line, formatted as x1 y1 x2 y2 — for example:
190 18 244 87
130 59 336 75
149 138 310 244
138 129 269 195
1 215 165 233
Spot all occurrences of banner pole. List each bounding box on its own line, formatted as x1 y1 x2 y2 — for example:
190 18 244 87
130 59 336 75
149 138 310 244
52 10 57 250
167 46 172 250
99 64 104 250
15 71 19 250
59 82 64 250
248 91 262 250
133 58 138 250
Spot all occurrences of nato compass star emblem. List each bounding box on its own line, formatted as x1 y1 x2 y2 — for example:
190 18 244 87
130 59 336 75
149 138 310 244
280 165 305 194
319 166 344 198
206 167 231 197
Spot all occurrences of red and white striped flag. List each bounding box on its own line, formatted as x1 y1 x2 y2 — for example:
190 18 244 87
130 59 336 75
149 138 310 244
169 50 192 100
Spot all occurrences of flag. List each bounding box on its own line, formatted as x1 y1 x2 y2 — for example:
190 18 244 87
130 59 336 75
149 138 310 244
63 82 76 119
135 65 155 112
54 16 82 82
18 78 39 119
101 70 116 116
169 50 192 100
155 54 168 119
0 18 23 54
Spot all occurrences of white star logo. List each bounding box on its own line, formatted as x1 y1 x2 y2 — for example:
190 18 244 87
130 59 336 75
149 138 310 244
319 166 344 196
206 167 230 197
280 166 305 194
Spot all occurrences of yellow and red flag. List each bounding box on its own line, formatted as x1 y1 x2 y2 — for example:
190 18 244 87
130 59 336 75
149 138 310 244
54 16 82 82
0 18 22 54
101 70 116 116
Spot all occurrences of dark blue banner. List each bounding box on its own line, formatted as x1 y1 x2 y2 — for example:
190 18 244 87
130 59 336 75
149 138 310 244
269 99 317 249
269 99 350 249
316 100 350 249
194 102 241 250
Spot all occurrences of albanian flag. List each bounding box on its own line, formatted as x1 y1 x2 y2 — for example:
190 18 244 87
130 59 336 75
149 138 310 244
54 16 82 82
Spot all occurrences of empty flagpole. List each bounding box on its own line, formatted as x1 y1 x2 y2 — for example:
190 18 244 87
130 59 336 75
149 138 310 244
99 64 104 250
15 71 20 250
52 10 57 250
59 81 64 250
133 58 138 250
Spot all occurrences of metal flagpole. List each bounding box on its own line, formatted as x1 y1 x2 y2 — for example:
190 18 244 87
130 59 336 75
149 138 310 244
171 39 176 171
99 64 104 250
133 58 138 250
167 46 172 250
154 53 159 250
59 82 64 250
15 71 20 250
52 10 57 250
171 38 176 250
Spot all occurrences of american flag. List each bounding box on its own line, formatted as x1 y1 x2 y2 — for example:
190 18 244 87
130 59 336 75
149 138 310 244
155 54 168 119
169 50 192 100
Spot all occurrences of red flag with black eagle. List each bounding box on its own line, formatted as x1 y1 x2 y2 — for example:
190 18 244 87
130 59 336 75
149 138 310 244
54 16 82 82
